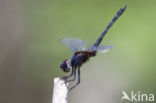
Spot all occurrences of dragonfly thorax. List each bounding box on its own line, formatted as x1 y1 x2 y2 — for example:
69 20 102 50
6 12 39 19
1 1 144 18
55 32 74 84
71 51 96 68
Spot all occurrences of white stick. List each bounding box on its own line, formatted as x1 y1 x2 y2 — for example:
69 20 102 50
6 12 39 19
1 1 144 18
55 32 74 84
52 78 68 103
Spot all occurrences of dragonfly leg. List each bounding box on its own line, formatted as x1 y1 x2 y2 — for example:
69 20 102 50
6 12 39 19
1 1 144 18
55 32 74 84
66 69 76 83
62 68 74 80
69 68 80 91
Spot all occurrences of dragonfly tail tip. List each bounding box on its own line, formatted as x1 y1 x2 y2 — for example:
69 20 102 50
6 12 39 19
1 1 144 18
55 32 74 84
124 4 127 9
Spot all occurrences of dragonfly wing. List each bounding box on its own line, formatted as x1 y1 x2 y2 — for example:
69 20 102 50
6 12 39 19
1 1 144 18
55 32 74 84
62 37 87 52
89 45 114 53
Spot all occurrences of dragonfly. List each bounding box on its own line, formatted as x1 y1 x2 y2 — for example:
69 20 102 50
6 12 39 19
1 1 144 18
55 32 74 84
60 5 127 91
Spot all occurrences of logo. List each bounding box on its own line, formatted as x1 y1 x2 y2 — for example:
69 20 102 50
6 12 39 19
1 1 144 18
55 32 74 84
121 91 154 102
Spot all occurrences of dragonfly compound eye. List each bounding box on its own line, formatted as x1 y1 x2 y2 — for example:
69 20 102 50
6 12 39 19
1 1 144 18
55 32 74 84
60 59 71 73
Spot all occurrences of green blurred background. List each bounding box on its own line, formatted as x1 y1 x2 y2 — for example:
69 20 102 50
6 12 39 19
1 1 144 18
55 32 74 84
0 0 156 103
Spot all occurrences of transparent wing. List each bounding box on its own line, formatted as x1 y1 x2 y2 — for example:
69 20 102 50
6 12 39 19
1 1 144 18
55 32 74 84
62 37 87 52
89 45 114 53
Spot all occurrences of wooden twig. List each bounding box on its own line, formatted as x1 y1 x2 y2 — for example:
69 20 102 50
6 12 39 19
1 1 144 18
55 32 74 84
52 78 68 103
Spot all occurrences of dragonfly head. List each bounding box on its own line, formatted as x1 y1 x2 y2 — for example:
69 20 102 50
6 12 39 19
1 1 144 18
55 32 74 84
60 59 71 73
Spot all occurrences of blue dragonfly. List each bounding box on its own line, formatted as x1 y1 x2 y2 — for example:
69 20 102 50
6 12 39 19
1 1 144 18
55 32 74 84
60 5 127 91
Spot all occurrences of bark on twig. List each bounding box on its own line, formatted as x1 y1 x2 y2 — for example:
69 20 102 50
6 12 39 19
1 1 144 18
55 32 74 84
52 78 68 103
